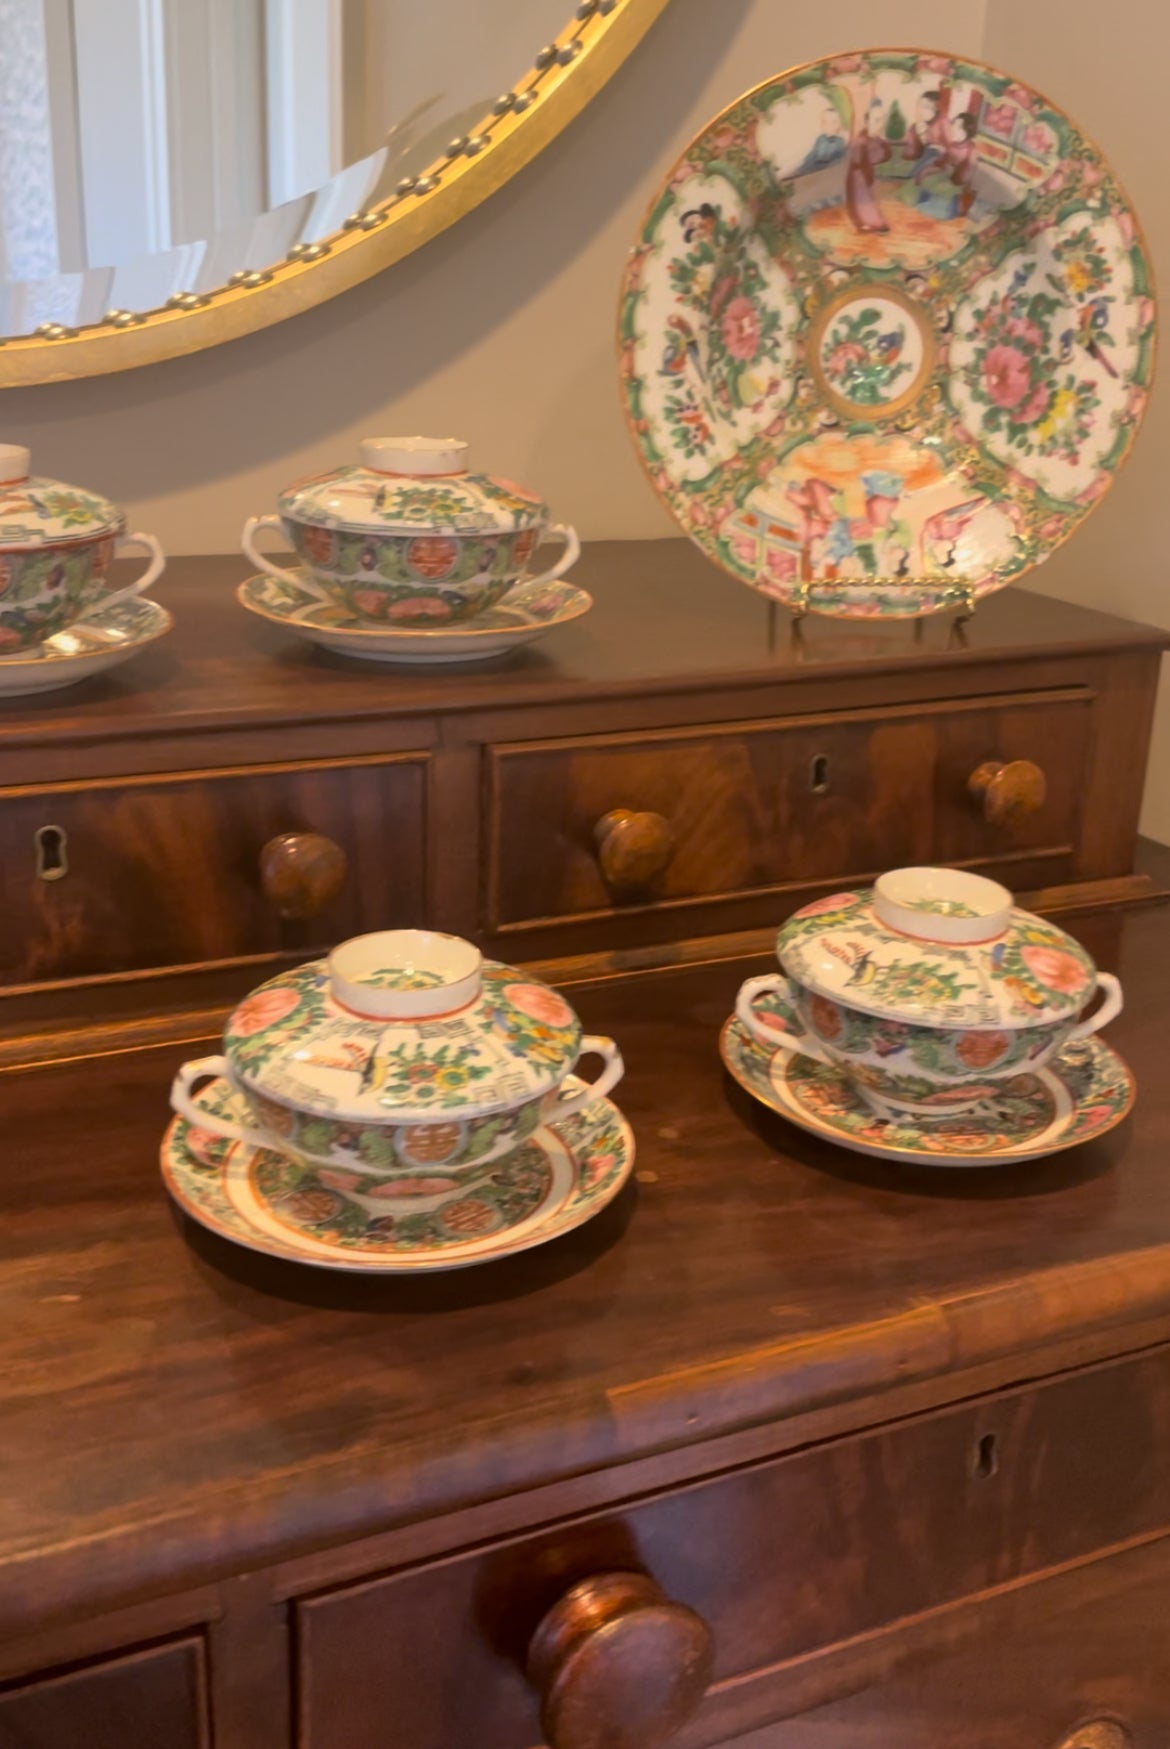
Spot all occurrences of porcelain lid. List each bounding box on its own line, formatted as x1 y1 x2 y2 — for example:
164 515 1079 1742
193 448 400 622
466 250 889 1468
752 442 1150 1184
0 444 123 548
776 868 1097 1030
223 929 583 1121
276 437 550 536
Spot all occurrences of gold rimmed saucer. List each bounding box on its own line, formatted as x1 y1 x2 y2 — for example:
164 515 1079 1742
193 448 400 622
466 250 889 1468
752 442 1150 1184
237 568 591 664
0 596 171 695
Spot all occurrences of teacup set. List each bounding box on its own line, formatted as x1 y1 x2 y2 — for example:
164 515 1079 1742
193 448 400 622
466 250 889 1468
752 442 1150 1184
162 867 1133 1271
724 867 1133 1167
0 444 169 696
164 928 632 1272
238 436 590 664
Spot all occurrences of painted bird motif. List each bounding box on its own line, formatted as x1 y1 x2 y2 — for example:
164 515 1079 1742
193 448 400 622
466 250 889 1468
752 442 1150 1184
874 329 905 364
659 314 704 380
1058 298 1118 378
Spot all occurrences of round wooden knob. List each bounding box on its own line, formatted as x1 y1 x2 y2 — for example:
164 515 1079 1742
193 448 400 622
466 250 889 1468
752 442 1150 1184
968 758 1047 829
528 1571 713 1749
1053 1725 1132 1749
593 809 675 895
259 832 348 919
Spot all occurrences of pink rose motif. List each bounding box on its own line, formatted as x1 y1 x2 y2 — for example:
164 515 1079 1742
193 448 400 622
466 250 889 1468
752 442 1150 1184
831 52 864 73
1117 212 1135 245
794 892 860 918
721 295 761 361
1020 121 1054 157
827 340 866 376
708 123 739 154
1005 82 1036 110
503 982 574 1028
231 985 301 1037
582 1150 617 1188
982 344 1032 410
1139 296 1156 325
731 534 758 565
1078 1102 1118 1127
352 588 389 618
1005 314 1044 350
915 53 952 75
388 596 453 620
1042 166 1068 196
1039 512 1068 542
1081 161 1104 188
1017 382 1051 424
186 1127 225 1163
984 101 1017 140
752 1008 795 1035
1020 945 1090 995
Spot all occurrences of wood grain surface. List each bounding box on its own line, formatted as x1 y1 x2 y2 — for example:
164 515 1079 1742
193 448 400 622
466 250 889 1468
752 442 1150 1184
3 894 1170 1648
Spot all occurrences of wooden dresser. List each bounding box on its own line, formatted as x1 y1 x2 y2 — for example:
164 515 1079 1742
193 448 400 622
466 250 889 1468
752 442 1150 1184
0 539 1164 1057
3 541 1170 1748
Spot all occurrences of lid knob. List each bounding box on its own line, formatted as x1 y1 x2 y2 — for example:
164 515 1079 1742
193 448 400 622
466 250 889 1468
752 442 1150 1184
0 443 31 484
327 929 482 1020
872 867 1013 945
360 436 469 477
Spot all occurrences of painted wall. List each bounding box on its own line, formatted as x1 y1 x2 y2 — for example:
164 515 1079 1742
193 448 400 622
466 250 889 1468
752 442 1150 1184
4 0 1168 825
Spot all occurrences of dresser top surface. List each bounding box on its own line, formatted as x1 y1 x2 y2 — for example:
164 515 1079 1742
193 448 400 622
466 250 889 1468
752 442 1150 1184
0 540 1164 747
5 895 1170 1631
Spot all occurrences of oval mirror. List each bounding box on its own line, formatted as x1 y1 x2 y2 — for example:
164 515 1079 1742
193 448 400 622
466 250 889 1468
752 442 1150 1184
0 0 670 385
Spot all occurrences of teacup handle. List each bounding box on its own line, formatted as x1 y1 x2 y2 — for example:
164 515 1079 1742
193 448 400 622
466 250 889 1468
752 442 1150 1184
735 973 834 1064
170 1054 274 1150
526 522 580 587
1069 971 1123 1040
546 1035 624 1121
241 513 333 603
100 530 166 609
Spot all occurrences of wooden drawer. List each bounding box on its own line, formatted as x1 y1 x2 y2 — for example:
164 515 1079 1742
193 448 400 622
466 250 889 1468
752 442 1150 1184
0 1637 206 1748
0 753 428 987
297 1346 1170 1747
708 1536 1170 1748
485 689 1089 934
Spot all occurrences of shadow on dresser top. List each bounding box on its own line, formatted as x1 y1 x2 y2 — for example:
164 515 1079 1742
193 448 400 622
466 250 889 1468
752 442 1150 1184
0 539 1164 749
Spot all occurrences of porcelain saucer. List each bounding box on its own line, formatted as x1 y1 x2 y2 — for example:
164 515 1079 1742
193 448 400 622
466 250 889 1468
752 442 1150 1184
0 596 171 695
720 1017 1133 1167
237 568 592 664
162 1074 634 1272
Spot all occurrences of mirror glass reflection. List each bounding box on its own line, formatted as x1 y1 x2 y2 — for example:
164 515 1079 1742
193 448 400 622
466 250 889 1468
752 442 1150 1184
0 0 574 335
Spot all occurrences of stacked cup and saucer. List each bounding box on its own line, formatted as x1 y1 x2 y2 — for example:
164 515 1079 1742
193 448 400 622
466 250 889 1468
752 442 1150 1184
0 443 168 696
723 867 1133 1168
164 929 632 1272
238 435 590 664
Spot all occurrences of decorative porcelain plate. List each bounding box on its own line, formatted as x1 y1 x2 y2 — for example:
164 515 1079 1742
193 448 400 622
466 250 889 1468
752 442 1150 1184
619 50 1156 618
0 595 171 695
161 1074 634 1272
721 1015 1133 1166
238 569 592 663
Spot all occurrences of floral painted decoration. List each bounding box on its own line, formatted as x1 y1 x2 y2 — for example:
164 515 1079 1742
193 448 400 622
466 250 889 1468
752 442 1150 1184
619 49 1156 618
222 957 584 1124
278 462 548 537
776 888 1097 1028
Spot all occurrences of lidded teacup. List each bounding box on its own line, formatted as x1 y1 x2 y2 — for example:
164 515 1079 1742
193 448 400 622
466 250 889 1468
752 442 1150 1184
241 436 579 627
0 444 165 653
171 929 623 1179
736 867 1122 1117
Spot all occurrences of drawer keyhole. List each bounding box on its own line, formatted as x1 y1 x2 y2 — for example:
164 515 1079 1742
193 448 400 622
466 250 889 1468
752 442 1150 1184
974 1432 999 1479
809 754 831 795
35 824 69 882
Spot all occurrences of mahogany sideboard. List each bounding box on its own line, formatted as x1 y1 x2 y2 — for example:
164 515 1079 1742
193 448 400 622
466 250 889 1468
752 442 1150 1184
3 540 1170 1748
0 537 1164 1057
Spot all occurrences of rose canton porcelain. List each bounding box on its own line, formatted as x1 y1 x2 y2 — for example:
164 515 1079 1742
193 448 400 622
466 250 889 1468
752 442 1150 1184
721 1012 1133 1168
618 51 1156 618
0 443 166 652
0 596 172 696
238 567 592 664
736 867 1122 1117
163 1071 634 1273
171 929 624 1184
241 436 580 628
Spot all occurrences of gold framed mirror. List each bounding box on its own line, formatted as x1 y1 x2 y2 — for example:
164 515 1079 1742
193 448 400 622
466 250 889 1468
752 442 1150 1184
0 0 670 386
